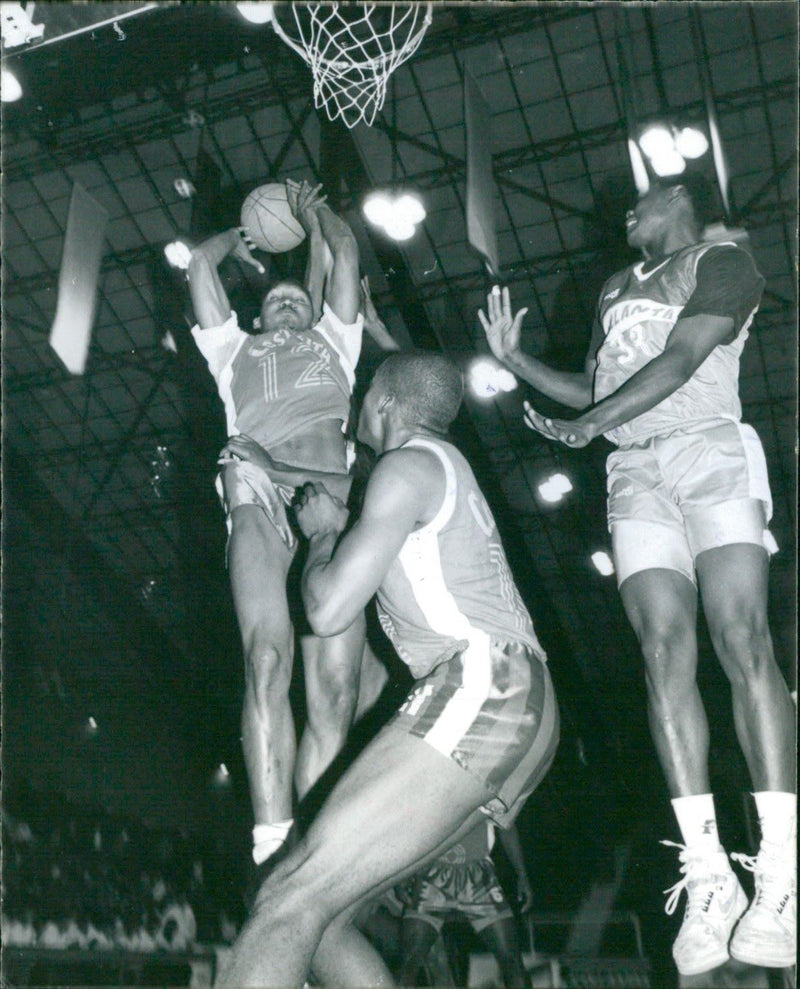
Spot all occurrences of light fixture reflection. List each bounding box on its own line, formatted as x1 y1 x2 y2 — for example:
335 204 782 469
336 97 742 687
537 472 573 504
591 550 615 576
236 2 274 24
674 126 709 159
1 67 22 103
363 189 426 241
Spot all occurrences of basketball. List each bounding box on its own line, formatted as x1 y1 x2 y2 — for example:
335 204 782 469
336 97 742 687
240 183 306 253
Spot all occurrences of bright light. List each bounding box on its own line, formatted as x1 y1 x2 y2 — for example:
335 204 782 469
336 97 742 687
627 138 650 196
213 763 232 787
219 763 229 777
537 472 573 504
395 193 426 225
468 358 518 399
674 126 709 159
650 149 686 177
236 2 275 24
382 217 416 242
363 189 426 241
88 716 98 730
591 550 615 576
638 125 674 159
164 240 192 269
1 67 22 103
363 193 394 226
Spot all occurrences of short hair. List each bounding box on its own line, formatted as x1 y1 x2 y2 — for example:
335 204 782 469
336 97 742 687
373 352 464 433
657 173 716 229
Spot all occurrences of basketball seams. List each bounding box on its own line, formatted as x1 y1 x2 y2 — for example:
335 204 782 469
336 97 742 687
241 183 306 253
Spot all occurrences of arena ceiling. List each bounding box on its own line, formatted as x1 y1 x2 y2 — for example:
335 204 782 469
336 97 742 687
2 2 797 760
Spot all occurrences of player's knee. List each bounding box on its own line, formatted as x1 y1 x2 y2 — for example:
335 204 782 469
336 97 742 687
713 613 772 682
308 667 358 730
244 641 291 706
638 620 694 683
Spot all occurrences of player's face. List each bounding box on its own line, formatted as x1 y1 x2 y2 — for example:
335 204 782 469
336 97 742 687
356 382 386 453
260 282 313 333
624 187 673 250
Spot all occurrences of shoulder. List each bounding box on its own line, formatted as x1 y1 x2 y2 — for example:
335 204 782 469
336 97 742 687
367 445 446 513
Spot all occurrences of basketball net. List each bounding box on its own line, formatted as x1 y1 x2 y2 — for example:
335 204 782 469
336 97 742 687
265 3 433 128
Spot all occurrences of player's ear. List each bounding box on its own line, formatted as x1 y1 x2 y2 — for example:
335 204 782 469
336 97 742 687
378 393 394 414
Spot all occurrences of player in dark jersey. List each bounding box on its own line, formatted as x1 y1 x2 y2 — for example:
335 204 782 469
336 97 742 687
397 819 533 988
187 181 394 870
216 353 559 987
479 181 795 976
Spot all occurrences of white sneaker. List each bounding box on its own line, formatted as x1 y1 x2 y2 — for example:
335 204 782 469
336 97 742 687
730 846 797 968
661 840 749 976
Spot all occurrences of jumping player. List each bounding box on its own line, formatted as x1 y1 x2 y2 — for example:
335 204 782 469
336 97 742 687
187 180 394 868
479 181 796 976
216 353 559 987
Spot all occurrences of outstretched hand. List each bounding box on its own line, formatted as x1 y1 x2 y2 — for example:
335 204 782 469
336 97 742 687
477 285 528 363
295 482 349 539
233 229 266 274
285 179 326 233
523 401 596 448
218 434 274 471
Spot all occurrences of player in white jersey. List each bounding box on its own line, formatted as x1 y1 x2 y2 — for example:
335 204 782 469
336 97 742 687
187 181 395 870
479 181 795 977
216 353 559 987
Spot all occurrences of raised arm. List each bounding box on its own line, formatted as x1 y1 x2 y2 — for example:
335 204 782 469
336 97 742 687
315 202 360 325
295 448 438 636
360 276 401 352
286 179 329 325
187 228 265 329
478 286 596 410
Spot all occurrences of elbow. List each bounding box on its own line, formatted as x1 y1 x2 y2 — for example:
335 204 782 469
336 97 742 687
304 591 350 638
187 251 213 279
329 230 359 269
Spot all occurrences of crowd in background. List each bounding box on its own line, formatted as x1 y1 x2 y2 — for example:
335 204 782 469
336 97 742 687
1 782 245 954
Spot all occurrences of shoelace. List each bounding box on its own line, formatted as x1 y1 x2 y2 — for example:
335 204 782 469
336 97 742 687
661 840 728 918
731 850 794 914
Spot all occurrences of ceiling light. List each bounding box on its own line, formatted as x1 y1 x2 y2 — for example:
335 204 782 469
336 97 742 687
650 149 687 177
236 2 275 24
537 472 573 504
674 126 709 160
591 550 615 576
363 192 394 227
468 358 518 399
363 189 426 241
164 240 192 269
1 66 22 102
638 124 674 159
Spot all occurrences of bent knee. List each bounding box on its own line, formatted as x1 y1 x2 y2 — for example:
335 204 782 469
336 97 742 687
244 642 292 700
713 616 773 679
307 673 359 729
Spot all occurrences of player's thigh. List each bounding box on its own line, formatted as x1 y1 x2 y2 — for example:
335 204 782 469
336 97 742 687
272 730 490 915
695 540 770 639
227 505 294 641
618 567 698 659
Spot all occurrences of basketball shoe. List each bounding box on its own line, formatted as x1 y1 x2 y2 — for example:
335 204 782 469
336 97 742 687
661 840 749 976
730 845 796 968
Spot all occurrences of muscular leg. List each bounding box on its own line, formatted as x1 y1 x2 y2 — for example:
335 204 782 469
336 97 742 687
295 613 366 800
217 729 491 987
356 638 390 721
228 505 296 824
695 543 795 791
398 918 439 986
478 917 530 988
619 569 707 796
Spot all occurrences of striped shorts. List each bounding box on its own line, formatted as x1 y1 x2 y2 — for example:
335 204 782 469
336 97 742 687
388 638 559 829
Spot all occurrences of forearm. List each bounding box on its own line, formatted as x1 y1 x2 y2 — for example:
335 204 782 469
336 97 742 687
365 317 401 352
302 532 354 635
504 350 592 410
315 203 358 257
189 228 240 269
582 349 692 435
305 226 326 325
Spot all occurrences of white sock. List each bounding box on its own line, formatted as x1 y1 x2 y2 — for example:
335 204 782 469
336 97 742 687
252 819 293 865
753 791 796 858
671 794 723 850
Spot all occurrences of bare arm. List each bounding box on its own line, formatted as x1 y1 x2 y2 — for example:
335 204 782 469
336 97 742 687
524 313 736 447
478 287 594 410
218 435 347 487
315 203 360 324
286 180 328 325
296 449 438 636
187 228 265 329
361 276 401 351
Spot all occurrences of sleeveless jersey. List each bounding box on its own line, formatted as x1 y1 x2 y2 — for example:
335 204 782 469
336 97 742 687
593 243 761 446
376 437 545 679
192 302 363 451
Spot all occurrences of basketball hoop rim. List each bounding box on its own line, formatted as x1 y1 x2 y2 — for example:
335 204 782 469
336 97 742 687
266 2 434 72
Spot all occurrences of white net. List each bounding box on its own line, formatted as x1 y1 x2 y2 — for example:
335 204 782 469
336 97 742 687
268 3 433 128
